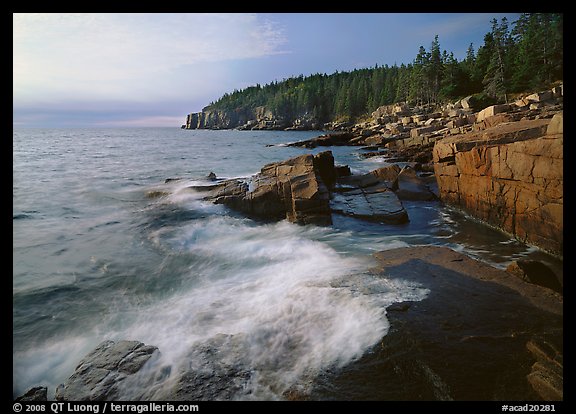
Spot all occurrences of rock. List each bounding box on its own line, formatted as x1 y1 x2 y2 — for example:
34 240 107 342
164 177 183 183
331 184 408 224
337 164 400 191
333 164 407 223
202 152 333 226
476 104 510 123
526 337 563 401
287 132 355 148
460 96 473 110
15 386 48 401
372 164 401 187
364 134 392 146
410 125 440 138
551 85 563 99
412 114 427 124
433 118 562 256
547 112 563 135
395 167 437 201
365 246 562 400
207 172 217 181
525 91 553 103
312 150 337 189
506 260 562 294
448 109 464 118
55 340 158 401
473 113 517 131
335 165 351 177
515 98 531 108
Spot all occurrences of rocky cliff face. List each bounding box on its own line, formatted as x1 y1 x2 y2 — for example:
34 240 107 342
184 106 318 131
433 112 563 256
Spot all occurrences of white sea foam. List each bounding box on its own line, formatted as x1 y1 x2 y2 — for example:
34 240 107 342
115 217 429 399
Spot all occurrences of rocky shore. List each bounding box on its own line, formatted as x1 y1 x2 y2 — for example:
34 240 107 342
17 87 563 402
185 85 563 258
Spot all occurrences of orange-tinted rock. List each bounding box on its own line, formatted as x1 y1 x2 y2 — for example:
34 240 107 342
433 114 563 256
202 152 333 225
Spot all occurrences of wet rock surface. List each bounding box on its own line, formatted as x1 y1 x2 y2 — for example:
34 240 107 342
55 340 158 401
15 386 48 401
196 152 334 225
196 151 415 226
23 247 563 401
308 246 562 400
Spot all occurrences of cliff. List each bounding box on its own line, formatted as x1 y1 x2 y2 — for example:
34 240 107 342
433 112 563 257
183 106 320 131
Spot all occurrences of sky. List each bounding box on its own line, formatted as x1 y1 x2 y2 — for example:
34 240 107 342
13 13 522 128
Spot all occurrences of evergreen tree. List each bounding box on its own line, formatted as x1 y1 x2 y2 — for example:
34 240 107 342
205 14 562 124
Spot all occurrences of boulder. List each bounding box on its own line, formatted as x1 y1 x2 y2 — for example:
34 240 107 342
525 91 553 103
547 112 563 135
335 165 352 177
551 85 563 99
476 104 510 123
15 386 48 401
412 114 427 124
410 124 440 138
506 260 562 294
55 340 158 401
526 337 563 401
461 96 473 110
200 152 333 226
364 134 391 146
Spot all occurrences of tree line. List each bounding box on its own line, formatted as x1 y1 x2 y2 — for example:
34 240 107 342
207 13 562 123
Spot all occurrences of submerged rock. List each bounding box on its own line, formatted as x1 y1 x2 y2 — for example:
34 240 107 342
55 340 158 401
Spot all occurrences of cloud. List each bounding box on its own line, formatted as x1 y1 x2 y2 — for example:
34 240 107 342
13 13 288 104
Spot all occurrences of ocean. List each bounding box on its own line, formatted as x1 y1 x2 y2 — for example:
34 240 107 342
13 128 553 400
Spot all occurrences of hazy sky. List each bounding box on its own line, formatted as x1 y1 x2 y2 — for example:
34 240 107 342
14 13 521 128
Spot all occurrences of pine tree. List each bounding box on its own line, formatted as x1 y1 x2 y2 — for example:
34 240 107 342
483 18 510 101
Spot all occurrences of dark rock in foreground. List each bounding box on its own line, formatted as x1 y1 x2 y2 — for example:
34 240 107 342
506 260 563 295
55 340 158 401
25 247 563 401
526 336 563 400
15 386 48 401
308 246 562 400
